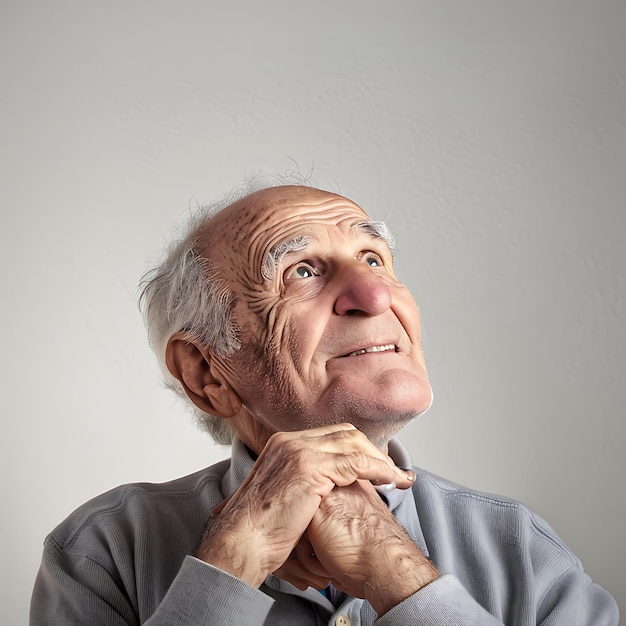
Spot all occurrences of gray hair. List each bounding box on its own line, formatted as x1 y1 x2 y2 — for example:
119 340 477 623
138 171 314 444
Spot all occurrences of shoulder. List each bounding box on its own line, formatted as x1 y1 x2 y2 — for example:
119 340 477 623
413 465 546 515
46 459 232 554
410 466 580 569
407 468 619 623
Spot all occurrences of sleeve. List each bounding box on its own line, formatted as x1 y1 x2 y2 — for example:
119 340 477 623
535 565 620 625
30 537 136 625
30 537 274 626
374 575 505 626
145 557 274 625
374 571 619 626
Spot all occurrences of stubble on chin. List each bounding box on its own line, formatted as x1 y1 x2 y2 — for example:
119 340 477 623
324 387 420 450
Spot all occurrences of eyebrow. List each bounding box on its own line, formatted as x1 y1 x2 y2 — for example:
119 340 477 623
260 220 396 281
354 220 396 250
261 234 312 280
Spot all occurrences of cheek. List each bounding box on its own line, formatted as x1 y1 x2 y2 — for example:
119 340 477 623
233 295 295 371
238 287 332 381
395 288 422 329
244 290 297 349
219 345 266 396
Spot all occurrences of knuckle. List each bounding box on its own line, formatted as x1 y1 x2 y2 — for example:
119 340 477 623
336 451 363 481
340 427 366 447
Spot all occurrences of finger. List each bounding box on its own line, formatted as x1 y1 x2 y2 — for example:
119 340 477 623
328 448 415 489
279 573 328 591
320 480 389 512
263 426 414 489
316 426 415 488
215 424 360 515
274 554 331 591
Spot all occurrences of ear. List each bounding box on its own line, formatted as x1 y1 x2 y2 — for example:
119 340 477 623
165 333 242 418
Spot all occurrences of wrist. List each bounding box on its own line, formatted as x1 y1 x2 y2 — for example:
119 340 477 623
367 540 439 616
194 521 270 588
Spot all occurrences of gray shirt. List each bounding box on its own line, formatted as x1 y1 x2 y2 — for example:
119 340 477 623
31 438 619 624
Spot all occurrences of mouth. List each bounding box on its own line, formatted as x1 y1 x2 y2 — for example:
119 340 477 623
343 344 397 357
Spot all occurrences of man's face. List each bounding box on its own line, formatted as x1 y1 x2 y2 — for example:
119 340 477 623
204 186 432 450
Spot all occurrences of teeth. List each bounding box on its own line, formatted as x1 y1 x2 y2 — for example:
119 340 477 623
346 344 396 357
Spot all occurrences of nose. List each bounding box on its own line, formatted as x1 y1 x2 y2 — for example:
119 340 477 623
334 262 392 316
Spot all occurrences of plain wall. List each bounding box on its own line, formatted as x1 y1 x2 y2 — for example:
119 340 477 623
2 1 624 621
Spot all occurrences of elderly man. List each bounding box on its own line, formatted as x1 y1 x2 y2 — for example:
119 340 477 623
31 182 618 624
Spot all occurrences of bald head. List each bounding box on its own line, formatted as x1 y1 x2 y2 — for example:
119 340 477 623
197 186 372 284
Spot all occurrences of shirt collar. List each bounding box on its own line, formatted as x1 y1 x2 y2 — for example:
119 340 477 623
220 437 256 499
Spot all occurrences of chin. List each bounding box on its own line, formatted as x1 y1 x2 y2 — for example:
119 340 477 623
350 410 421 450
326 386 433 450
330 367 431 405
328 372 432 415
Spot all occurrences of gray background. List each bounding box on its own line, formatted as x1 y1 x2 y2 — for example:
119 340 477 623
2 1 624 622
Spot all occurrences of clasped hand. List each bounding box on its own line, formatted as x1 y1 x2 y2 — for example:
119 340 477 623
194 424 438 615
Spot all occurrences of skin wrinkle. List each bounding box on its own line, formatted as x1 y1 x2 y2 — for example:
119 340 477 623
309 480 415 598
249 208 375 286
193 185 431 453
259 224 398 356
200 479 298 575
201 190 394 345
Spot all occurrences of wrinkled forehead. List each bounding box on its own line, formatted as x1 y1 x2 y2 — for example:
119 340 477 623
203 186 372 281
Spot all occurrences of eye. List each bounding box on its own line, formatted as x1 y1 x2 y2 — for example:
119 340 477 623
361 251 384 267
285 263 317 280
